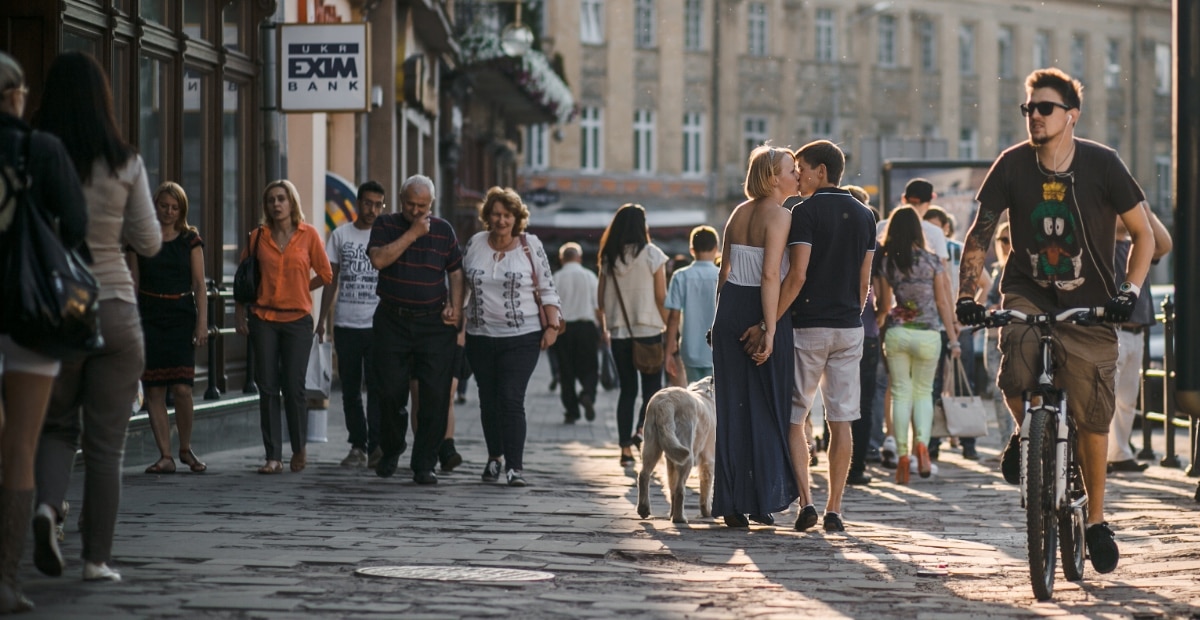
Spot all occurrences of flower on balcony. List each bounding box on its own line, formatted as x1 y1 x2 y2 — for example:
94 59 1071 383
459 20 576 124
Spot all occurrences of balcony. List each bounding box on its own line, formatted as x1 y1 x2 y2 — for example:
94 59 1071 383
455 2 575 125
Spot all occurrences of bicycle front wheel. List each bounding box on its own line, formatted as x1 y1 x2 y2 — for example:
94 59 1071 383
1026 407 1058 601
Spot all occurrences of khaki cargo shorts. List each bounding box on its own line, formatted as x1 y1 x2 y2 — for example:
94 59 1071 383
997 295 1118 434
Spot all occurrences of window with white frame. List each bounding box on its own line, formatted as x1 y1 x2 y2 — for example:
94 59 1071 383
812 117 832 138
525 123 549 170
1034 30 1051 68
748 3 767 57
959 127 978 160
580 106 603 172
1155 155 1171 209
685 0 703 51
959 23 975 75
816 9 835 63
581 0 604 45
1070 34 1086 78
635 0 656 48
877 14 896 67
682 112 704 176
998 26 1014 78
919 20 936 72
1155 42 1171 94
743 116 768 159
633 109 656 174
1105 39 1121 89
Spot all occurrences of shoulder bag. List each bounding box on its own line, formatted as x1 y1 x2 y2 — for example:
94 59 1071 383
518 233 565 334
0 131 103 358
610 265 664 375
932 355 989 438
233 227 261 304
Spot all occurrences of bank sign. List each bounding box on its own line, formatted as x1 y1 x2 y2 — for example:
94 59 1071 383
279 23 370 112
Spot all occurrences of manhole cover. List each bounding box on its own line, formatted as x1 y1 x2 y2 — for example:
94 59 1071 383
355 566 555 582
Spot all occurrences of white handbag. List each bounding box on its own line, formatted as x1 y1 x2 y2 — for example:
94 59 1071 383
932 357 989 438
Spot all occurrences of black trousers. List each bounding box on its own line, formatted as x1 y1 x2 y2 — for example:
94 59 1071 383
465 331 542 471
370 308 457 473
334 326 381 452
850 335 880 477
611 335 663 447
250 314 312 461
556 321 599 418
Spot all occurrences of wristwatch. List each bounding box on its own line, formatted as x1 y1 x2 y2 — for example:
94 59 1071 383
1119 281 1141 297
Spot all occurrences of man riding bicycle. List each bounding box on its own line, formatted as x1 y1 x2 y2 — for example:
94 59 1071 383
956 68 1156 575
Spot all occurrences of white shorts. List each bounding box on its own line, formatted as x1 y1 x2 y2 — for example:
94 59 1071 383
791 327 863 424
0 335 61 377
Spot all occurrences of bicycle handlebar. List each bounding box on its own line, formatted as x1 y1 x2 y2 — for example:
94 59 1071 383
978 307 1106 328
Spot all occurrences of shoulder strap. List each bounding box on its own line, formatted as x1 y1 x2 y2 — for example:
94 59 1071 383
609 264 636 335
518 233 540 291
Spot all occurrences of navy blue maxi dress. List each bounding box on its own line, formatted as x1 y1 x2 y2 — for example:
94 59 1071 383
711 245 798 518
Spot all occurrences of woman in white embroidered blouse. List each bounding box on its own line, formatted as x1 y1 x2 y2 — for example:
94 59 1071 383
597 204 669 468
459 187 562 487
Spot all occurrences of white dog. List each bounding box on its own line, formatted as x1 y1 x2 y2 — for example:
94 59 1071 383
636 376 716 524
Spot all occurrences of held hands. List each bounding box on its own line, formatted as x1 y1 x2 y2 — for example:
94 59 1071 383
1104 290 1138 323
739 322 772 365
955 298 987 326
442 304 460 327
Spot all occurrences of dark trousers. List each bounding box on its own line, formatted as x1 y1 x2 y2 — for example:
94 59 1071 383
556 321 599 419
370 308 456 473
250 314 312 461
930 329 978 454
466 331 542 471
850 335 880 477
334 326 380 452
611 336 664 447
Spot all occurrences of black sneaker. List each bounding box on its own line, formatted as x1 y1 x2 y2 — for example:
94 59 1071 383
438 439 463 472
1085 522 1119 573
375 450 401 478
1001 434 1021 484
413 470 438 485
482 459 502 482
795 505 819 531
506 469 527 487
581 394 596 421
962 445 979 460
823 512 845 533
847 473 873 486
1107 459 1149 473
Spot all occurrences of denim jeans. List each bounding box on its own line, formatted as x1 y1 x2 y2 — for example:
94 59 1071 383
466 331 542 471
884 326 941 456
611 335 664 447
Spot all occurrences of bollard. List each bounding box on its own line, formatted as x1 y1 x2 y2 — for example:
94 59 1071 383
1162 295 1181 468
1138 326 1156 459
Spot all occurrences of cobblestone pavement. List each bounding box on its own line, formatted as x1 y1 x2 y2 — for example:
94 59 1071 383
17 355 1200 618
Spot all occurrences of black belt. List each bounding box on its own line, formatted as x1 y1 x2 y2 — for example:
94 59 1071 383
1118 325 1146 335
380 302 444 319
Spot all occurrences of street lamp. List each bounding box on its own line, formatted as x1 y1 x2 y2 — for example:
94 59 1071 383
497 1 534 56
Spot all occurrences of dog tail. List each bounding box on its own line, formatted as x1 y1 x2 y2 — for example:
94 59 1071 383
656 413 692 465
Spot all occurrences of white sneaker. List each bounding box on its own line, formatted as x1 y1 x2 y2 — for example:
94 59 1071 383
83 562 121 582
882 436 897 460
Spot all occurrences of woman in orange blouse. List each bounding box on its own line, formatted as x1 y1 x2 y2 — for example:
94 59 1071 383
235 180 333 474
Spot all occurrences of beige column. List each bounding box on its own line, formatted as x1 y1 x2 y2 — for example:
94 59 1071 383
367 0 398 203
606 0 634 172
938 15 961 157
658 0 685 175
976 19 999 157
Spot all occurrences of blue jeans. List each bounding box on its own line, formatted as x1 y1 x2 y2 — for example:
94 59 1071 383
466 331 542 471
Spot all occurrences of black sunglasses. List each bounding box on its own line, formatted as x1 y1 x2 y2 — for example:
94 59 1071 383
1020 101 1072 117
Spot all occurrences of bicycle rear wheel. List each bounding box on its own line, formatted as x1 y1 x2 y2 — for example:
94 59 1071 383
1026 407 1058 600
1059 426 1087 582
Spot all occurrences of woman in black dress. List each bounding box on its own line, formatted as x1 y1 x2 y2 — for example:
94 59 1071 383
133 182 208 474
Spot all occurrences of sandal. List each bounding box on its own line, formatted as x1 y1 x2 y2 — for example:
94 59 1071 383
145 456 176 474
179 449 207 473
290 449 307 473
258 460 283 474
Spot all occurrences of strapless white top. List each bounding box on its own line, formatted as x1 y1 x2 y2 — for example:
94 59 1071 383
726 243 789 287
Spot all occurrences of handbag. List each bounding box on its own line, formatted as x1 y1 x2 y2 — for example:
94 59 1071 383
233 227 262 304
610 268 664 375
932 356 989 438
599 343 619 391
0 131 103 358
518 233 565 333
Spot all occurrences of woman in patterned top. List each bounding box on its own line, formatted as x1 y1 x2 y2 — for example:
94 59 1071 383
132 182 208 474
876 206 959 484
458 187 562 487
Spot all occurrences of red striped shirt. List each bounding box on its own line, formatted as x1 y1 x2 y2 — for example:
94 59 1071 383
367 213 462 309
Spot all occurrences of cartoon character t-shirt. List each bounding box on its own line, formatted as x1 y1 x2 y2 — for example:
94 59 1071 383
975 139 1144 312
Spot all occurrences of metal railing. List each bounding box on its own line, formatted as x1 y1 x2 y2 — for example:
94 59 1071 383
1137 294 1199 476
202 280 256 401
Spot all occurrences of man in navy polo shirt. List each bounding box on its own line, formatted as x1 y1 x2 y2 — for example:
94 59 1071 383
367 174 464 485
784 141 876 533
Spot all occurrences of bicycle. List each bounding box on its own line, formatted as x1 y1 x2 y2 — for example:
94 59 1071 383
979 307 1104 601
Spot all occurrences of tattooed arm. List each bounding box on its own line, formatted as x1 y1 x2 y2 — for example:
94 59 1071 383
958 207 1002 301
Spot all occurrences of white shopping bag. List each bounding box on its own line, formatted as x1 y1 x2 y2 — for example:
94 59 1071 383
305 335 333 400
307 408 329 442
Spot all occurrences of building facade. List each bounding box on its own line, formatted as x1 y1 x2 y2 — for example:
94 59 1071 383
528 0 1173 231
